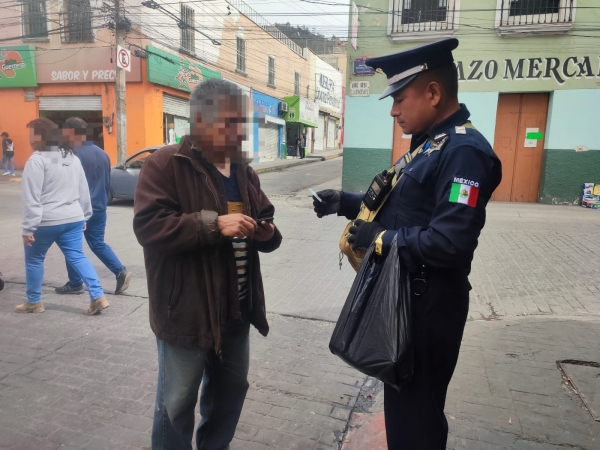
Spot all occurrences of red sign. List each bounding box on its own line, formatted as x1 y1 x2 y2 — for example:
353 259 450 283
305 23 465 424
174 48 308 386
117 46 131 72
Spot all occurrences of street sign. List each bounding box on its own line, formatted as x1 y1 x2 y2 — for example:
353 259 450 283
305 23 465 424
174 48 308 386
116 45 131 72
353 59 375 76
349 80 370 96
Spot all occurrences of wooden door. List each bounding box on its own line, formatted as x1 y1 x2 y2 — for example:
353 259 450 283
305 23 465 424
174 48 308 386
492 93 549 202
392 120 412 164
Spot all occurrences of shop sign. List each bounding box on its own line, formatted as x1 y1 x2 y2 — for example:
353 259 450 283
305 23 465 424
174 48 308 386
353 58 375 76
456 55 600 85
283 96 319 127
315 73 342 109
0 46 37 88
252 90 279 117
146 45 221 92
349 80 370 96
36 47 141 83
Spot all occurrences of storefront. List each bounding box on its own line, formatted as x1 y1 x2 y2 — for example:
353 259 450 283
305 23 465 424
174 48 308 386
283 96 318 155
252 90 285 161
146 45 222 146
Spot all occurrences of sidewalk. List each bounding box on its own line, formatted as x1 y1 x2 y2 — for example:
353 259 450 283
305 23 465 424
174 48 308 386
250 149 343 174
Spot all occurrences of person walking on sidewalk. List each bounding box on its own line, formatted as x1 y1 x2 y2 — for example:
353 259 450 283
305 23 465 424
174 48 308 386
18 118 109 315
301 131 307 159
133 79 281 450
2 131 15 177
313 39 502 449
54 117 131 296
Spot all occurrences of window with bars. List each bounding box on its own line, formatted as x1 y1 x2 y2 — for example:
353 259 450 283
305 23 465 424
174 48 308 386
401 0 448 24
61 0 93 43
268 56 276 87
498 0 574 28
508 0 560 16
294 71 300 96
23 0 48 39
180 4 195 54
236 37 246 74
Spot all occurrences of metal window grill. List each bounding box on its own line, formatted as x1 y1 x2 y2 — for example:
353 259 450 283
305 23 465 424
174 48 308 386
500 0 574 26
236 37 246 73
268 56 276 86
390 0 456 34
294 72 300 96
180 4 195 54
23 0 48 38
60 0 94 43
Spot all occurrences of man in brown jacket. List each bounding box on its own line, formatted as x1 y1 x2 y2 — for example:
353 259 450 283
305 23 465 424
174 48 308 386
133 79 282 450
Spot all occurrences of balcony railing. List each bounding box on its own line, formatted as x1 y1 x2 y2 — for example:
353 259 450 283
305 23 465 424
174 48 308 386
59 10 94 43
499 0 574 27
390 0 458 36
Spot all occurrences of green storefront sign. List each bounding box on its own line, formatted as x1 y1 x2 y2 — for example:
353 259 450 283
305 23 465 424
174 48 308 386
146 45 221 92
0 45 37 88
283 96 319 127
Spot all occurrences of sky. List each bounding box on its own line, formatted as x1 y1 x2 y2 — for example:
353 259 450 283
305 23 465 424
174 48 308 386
244 0 351 38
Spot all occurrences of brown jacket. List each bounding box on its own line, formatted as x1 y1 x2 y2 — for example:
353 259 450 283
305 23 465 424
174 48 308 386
133 137 282 351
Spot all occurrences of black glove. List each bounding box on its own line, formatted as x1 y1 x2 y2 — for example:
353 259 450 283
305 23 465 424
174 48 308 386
348 219 385 251
313 189 342 218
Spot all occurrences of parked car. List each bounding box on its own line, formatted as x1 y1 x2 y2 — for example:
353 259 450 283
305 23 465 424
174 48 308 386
109 146 159 202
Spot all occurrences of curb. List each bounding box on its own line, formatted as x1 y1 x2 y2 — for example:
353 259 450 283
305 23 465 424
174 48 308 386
253 152 343 174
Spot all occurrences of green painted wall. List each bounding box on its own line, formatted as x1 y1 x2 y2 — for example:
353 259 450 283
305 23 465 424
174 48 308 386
342 147 391 193
539 150 600 204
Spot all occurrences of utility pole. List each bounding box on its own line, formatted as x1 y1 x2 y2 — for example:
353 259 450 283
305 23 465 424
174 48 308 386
115 0 127 164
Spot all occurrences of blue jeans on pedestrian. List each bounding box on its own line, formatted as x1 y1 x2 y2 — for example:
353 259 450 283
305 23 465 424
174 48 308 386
65 210 124 286
25 221 104 304
152 321 251 450
2 156 14 174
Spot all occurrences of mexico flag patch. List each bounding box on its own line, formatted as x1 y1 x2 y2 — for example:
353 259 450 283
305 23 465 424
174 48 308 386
449 178 480 207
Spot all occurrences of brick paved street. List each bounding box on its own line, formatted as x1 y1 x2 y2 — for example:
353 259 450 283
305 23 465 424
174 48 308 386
1 160 600 449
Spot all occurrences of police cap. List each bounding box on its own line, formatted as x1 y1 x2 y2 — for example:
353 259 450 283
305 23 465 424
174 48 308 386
365 38 459 100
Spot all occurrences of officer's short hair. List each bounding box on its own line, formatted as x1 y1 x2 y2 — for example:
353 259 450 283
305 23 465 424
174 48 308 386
190 79 246 123
419 62 459 99
64 117 89 136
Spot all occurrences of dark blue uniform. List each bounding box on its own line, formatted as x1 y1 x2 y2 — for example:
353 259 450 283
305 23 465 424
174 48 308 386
339 104 502 448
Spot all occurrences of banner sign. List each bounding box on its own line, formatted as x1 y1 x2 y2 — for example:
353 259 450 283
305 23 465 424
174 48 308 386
353 58 375 76
0 46 37 88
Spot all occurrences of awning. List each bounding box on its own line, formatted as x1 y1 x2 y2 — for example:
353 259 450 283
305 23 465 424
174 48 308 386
265 115 285 126
283 96 319 128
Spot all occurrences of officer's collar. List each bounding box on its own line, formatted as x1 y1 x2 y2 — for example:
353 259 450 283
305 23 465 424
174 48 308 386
426 104 471 140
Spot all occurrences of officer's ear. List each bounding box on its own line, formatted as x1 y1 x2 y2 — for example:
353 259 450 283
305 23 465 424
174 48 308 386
425 81 443 108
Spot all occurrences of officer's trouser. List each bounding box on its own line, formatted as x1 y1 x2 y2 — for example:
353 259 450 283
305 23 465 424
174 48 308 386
384 270 470 449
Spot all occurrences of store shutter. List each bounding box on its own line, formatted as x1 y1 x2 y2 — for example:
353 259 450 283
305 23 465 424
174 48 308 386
163 94 190 118
327 117 336 150
314 113 325 151
258 122 279 160
39 96 102 111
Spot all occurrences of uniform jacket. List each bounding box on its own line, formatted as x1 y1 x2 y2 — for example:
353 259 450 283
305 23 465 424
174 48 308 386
75 141 111 212
133 137 282 351
340 105 502 275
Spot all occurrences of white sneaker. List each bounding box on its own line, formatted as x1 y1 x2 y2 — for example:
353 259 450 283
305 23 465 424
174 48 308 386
2 172 10 176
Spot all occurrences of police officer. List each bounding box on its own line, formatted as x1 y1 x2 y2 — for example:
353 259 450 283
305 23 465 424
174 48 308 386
313 39 502 449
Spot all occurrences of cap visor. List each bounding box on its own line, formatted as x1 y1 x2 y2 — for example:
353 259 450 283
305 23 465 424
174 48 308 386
378 74 418 100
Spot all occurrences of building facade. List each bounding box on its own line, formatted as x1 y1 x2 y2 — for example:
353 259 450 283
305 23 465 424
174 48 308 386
0 0 343 168
344 0 600 204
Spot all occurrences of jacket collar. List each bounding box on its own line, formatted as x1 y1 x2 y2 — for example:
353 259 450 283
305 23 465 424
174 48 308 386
410 104 471 149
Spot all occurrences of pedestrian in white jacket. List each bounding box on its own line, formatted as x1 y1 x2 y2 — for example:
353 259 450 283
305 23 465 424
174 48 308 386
17 118 109 315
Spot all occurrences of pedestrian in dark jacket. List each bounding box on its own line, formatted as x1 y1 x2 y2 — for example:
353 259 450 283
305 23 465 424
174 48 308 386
133 79 282 450
2 131 15 177
54 117 131 296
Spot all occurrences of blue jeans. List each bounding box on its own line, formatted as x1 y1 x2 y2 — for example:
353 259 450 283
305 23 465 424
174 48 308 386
2 156 14 174
66 210 124 286
152 321 251 450
25 221 104 303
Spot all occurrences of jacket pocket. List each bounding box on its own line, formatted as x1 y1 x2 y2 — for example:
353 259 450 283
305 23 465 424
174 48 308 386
168 259 183 318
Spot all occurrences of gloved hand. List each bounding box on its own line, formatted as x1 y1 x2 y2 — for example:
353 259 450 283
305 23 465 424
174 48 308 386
348 219 385 251
313 189 342 218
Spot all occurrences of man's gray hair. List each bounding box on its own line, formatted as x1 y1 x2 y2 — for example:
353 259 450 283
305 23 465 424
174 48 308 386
189 78 246 123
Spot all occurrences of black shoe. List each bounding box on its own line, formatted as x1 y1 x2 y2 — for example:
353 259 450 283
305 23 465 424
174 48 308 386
55 282 85 295
115 268 132 295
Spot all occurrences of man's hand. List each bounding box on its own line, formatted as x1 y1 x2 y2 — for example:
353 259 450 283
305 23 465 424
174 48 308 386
348 219 384 251
254 221 275 242
22 235 35 247
217 214 257 239
313 190 342 218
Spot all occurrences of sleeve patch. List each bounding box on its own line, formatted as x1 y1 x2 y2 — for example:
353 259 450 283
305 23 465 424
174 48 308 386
449 180 479 207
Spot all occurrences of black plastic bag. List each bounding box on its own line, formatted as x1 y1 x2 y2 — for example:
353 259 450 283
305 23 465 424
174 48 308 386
329 235 413 391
